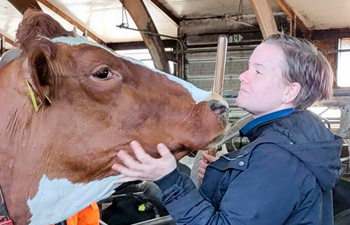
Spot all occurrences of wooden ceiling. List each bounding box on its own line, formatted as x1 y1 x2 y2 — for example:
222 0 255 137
0 0 349 47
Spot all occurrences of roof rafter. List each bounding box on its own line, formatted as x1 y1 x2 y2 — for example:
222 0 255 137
37 0 105 44
147 0 180 25
273 0 309 36
312 28 350 40
7 0 41 14
249 0 278 38
121 0 170 73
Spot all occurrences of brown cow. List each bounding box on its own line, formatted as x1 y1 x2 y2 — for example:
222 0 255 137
0 10 228 225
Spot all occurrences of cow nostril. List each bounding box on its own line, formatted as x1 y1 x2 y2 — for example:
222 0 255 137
210 100 228 115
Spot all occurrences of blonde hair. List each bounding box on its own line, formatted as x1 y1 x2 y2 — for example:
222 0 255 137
263 33 333 109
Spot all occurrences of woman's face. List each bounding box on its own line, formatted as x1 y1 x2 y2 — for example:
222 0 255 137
236 43 290 116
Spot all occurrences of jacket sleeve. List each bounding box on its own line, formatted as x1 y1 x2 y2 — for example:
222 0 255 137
155 145 300 225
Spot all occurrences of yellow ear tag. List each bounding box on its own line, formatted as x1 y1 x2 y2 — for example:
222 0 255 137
138 203 146 212
25 79 38 112
44 94 52 104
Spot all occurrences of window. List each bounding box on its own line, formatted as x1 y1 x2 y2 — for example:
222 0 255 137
337 38 350 87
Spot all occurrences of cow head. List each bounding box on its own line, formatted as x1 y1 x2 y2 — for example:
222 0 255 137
0 9 229 224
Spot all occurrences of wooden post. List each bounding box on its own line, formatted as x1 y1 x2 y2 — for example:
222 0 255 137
212 35 228 96
208 35 228 156
249 0 278 38
0 32 14 47
1 36 5 55
190 36 228 187
273 0 309 37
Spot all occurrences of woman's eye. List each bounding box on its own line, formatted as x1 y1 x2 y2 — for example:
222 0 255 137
256 70 261 74
94 69 111 79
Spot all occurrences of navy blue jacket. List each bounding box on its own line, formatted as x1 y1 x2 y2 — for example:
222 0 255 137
155 109 343 225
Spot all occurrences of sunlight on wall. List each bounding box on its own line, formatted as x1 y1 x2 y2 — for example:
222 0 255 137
116 49 174 74
308 106 340 130
308 107 340 118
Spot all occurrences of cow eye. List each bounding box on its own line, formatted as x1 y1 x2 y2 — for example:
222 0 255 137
93 68 112 79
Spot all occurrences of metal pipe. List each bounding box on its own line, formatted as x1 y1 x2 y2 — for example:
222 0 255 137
169 46 256 54
328 49 350 54
116 25 186 79
333 88 350 96
99 220 108 225
187 58 249 63
340 156 350 162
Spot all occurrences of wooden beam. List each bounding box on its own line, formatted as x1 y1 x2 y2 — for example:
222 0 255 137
147 0 180 25
0 32 14 46
273 0 309 37
121 0 170 73
7 0 41 14
249 0 278 38
312 29 350 40
289 13 296 37
37 0 105 44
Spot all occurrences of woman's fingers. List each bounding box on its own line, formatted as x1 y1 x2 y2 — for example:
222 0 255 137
198 166 206 175
198 152 217 179
198 160 207 178
198 173 204 179
131 141 154 163
112 141 177 182
112 163 143 177
157 143 173 160
117 150 144 171
201 153 209 163
201 151 217 163
198 159 208 169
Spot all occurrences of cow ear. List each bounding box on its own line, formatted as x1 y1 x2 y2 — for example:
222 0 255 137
27 40 55 107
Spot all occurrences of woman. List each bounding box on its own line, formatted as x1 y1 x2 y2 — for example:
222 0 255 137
112 33 343 225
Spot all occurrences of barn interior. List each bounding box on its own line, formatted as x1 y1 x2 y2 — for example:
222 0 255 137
1 0 350 224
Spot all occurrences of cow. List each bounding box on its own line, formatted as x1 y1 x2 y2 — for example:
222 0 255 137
0 9 229 225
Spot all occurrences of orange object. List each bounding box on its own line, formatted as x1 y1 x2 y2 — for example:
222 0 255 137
51 202 100 225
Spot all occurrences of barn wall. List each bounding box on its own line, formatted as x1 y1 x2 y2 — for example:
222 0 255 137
177 13 289 121
311 29 350 88
185 49 252 94
179 13 289 95
313 38 338 85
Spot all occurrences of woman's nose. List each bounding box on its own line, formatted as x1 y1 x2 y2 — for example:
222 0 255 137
239 70 249 83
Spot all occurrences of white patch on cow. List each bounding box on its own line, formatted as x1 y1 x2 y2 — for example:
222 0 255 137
51 36 212 104
27 174 122 225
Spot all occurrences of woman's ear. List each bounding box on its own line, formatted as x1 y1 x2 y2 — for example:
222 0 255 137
283 82 301 104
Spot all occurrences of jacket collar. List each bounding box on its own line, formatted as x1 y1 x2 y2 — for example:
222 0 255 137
210 108 296 171
240 108 294 141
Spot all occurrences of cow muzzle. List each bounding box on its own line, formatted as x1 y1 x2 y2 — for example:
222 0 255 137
207 92 229 123
209 99 228 115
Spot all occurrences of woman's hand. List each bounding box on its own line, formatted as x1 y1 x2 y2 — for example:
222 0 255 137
198 151 217 179
112 141 177 183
